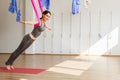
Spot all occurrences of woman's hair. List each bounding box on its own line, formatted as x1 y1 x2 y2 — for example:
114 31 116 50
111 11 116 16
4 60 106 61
42 10 51 15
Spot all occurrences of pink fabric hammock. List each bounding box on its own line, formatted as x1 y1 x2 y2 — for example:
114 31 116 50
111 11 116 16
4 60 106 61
31 0 44 28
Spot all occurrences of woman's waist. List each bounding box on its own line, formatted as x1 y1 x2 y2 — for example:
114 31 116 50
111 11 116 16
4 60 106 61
29 33 36 40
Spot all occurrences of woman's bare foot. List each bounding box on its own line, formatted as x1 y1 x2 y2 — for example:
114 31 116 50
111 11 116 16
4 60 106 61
6 65 11 70
6 65 15 70
10 65 15 70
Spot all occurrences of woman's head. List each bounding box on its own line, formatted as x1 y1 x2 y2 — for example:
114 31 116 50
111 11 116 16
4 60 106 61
42 10 51 22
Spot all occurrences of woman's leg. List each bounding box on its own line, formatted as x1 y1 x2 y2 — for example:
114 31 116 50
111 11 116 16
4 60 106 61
5 34 34 66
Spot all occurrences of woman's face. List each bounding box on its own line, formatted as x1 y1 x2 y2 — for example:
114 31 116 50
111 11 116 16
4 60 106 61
42 13 51 22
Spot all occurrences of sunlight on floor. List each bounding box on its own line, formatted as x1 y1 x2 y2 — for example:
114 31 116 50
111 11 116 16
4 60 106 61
47 66 84 76
20 78 28 80
47 60 93 76
55 60 93 70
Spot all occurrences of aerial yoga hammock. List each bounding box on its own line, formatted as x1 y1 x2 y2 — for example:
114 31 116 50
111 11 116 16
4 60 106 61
31 0 44 28
8 0 44 28
8 0 21 22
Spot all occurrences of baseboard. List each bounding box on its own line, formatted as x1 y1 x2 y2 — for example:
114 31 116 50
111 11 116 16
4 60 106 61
1 53 120 57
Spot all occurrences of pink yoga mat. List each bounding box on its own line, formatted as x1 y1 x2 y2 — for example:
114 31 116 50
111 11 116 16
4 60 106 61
0 67 45 74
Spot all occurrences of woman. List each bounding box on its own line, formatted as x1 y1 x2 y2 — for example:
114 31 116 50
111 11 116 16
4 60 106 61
5 10 52 70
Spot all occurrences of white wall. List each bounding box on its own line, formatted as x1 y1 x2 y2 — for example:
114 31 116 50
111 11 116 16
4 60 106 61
0 0 25 53
0 0 120 55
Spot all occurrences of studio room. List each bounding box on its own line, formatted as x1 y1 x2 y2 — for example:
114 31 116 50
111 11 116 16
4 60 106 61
0 0 120 80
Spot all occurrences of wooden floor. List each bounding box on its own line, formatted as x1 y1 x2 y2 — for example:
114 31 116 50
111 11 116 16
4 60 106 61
0 54 120 80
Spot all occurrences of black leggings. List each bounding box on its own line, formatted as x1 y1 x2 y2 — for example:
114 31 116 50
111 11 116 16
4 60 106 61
5 34 34 65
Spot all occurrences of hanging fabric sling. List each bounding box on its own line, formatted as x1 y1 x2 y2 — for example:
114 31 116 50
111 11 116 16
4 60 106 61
31 0 44 28
8 0 21 22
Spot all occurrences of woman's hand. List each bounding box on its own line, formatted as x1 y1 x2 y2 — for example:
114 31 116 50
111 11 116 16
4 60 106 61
46 26 52 30
20 21 26 24
48 27 52 30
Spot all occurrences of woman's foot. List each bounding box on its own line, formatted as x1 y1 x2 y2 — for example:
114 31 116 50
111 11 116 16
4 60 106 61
10 65 15 70
6 65 15 70
6 65 11 70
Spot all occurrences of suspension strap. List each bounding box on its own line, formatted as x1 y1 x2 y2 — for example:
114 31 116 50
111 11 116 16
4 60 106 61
8 0 21 22
31 0 43 28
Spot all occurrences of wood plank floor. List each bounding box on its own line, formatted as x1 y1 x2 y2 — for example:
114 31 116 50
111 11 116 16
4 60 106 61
0 54 120 80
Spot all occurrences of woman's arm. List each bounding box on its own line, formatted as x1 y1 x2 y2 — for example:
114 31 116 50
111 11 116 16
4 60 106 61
45 25 52 30
20 21 38 25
